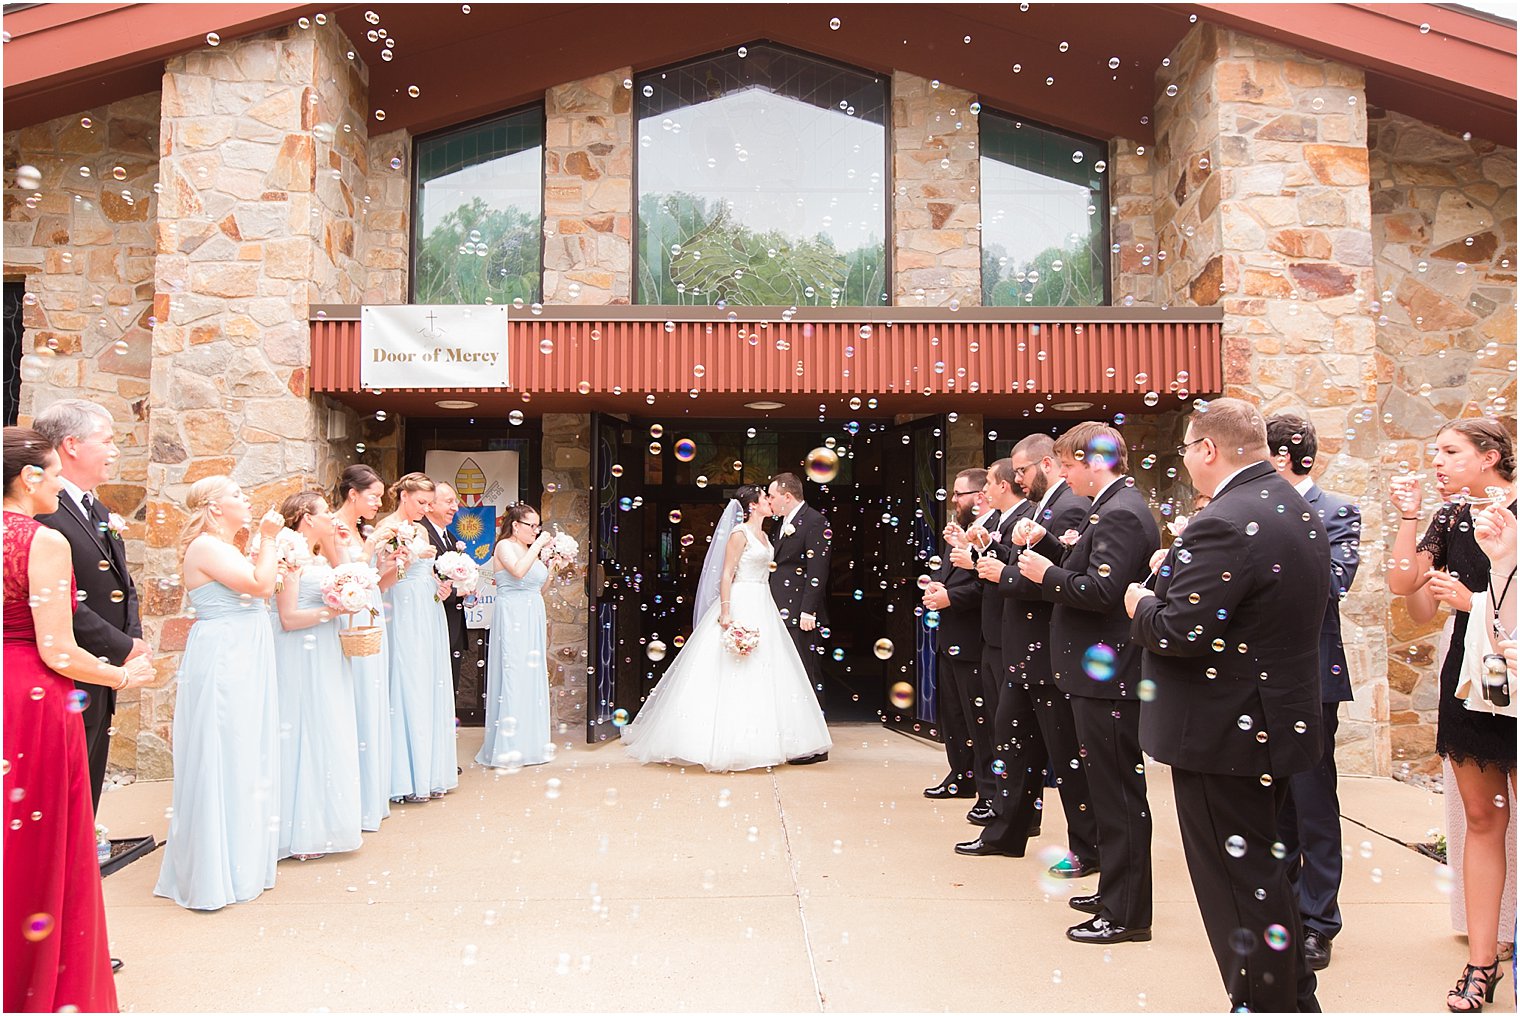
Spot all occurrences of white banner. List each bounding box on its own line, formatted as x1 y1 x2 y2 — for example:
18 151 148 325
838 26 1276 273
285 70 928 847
425 449 521 629
360 304 509 390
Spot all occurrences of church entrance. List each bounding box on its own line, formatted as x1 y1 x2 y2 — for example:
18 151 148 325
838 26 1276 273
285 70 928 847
587 414 947 744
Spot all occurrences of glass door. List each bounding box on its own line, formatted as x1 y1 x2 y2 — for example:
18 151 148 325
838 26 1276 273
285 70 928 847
587 414 648 743
880 416 946 738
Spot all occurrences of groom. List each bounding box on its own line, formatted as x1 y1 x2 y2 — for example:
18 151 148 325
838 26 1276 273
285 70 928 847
768 472 831 764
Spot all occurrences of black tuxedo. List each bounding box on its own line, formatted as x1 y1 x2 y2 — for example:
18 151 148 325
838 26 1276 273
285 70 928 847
963 505 1023 805
1040 478 1161 929
933 549 988 796
37 489 141 810
979 483 1097 860
1132 460 1329 1012
769 503 831 706
423 517 467 696
1277 482 1361 943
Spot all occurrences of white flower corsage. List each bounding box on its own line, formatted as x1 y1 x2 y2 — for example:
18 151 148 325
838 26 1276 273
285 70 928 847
106 512 127 541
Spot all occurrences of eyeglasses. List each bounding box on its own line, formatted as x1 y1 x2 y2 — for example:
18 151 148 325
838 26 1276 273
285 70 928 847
951 489 978 498
516 520 542 530
1176 437 1209 456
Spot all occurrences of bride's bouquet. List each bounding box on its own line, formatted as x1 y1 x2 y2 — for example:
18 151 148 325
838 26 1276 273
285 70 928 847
720 623 761 658
321 561 381 617
435 550 481 597
540 531 579 565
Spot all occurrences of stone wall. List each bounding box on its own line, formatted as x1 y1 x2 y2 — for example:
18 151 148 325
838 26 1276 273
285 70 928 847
360 128 410 304
894 73 980 308
543 70 633 305
540 414 592 737
1110 139 1160 308
1370 108 1517 775
138 23 373 777
1153 24 1389 774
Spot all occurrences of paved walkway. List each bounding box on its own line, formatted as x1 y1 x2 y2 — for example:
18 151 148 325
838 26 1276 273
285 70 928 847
97 725 1508 1012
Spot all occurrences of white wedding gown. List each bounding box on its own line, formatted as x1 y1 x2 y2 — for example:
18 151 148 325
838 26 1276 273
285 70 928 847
621 526 832 772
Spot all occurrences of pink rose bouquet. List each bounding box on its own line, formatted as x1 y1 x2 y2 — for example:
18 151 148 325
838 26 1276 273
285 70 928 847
321 561 381 617
720 624 761 658
434 550 481 594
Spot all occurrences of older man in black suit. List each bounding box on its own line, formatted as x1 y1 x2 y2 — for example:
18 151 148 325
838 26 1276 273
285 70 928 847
1126 397 1329 1013
1019 421 1161 945
1266 413 1361 972
420 481 467 696
921 468 993 800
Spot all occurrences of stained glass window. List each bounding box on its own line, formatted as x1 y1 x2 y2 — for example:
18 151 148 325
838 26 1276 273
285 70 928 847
980 111 1108 306
636 44 888 307
413 108 543 305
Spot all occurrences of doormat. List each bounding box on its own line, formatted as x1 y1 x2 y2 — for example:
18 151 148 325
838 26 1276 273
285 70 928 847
100 835 157 878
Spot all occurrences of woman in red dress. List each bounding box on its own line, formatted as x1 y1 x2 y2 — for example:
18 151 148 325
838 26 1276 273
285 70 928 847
3 428 154 1013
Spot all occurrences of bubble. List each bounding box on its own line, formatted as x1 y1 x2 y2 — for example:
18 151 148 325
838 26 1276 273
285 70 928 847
1082 643 1117 682
22 913 54 942
889 682 914 709
205 32 220 46
14 165 41 190
829 16 841 29
1419 21 1430 33
509 410 525 426
1264 924 1290 951
1137 679 1156 702
674 438 697 462
1143 392 1160 407
873 638 895 660
646 640 667 662
1225 835 1247 858
65 689 90 713
807 447 841 483
648 442 662 456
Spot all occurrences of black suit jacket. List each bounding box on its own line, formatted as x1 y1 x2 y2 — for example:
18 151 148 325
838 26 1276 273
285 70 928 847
769 503 831 625
933 550 982 660
974 506 1025 647
1040 479 1160 701
997 482 1091 686
423 517 466 622
1301 483 1360 704
37 492 142 717
1131 461 1331 779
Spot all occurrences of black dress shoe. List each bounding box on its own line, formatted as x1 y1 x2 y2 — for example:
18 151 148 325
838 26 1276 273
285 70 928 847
1066 916 1151 944
924 781 976 800
1303 929 1332 971
966 800 995 825
1068 892 1103 915
111 957 123 974
954 836 1025 857
1047 855 1100 879
788 752 828 765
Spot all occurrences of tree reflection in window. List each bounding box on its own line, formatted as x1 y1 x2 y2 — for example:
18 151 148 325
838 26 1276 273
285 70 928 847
980 111 1108 307
413 109 543 305
636 44 888 307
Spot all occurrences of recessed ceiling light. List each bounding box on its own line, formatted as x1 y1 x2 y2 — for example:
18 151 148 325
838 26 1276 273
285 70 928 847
1050 401 1094 412
435 399 478 410
744 401 786 410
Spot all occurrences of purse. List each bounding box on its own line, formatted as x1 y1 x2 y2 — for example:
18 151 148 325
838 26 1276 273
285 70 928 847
1456 568 1517 719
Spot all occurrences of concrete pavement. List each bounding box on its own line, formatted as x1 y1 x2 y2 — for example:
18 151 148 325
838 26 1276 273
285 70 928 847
96 724 1511 1012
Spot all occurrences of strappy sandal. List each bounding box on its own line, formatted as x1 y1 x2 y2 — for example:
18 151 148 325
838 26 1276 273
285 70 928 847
1447 961 1504 1013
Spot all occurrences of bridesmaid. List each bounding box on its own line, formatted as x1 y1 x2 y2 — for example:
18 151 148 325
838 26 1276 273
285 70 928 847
333 465 393 831
153 476 284 911
477 503 561 769
3 428 154 1013
271 491 363 861
372 473 458 802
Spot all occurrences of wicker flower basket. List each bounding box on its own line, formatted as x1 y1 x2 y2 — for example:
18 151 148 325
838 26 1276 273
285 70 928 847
338 624 383 658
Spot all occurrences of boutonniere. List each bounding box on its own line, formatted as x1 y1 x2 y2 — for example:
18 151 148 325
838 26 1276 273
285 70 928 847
781 523 796 538
106 512 127 541
1058 529 1081 547
988 530 1002 542
1167 514 1190 539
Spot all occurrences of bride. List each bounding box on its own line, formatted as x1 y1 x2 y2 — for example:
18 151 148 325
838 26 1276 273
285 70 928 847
621 485 832 772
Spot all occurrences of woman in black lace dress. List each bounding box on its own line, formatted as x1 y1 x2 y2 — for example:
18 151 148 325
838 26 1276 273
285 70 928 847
1388 417 1516 1013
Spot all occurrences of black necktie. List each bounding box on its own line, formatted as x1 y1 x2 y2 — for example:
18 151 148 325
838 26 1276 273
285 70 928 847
81 492 94 515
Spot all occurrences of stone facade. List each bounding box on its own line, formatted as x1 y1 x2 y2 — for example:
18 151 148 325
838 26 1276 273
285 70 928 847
1110 139 1160 308
539 414 592 736
1152 24 1390 773
894 73 981 308
359 129 410 304
1370 108 1517 775
543 70 634 305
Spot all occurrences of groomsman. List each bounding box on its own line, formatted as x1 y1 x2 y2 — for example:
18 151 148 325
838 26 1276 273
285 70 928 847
922 468 992 800
947 461 1027 825
1267 413 1361 972
33 399 147 811
960 440 1098 876
421 481 466 696
1018 422 1160 945
1126 397 1328 1013
768 472 831 763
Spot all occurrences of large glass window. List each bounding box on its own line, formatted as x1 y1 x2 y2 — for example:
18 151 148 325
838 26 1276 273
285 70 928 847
413 108 543 305
636 45 887 307
980 112 1108 306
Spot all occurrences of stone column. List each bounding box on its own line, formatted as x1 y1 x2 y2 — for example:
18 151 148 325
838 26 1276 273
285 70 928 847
139 23 371 777
1111 138 1159 307
540 414 591 738
1154 24 1388 774
892 73 980 308
360 128 411 304
543 69 633 305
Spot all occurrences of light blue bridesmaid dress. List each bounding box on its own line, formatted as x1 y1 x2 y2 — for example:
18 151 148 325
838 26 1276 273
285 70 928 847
385 553 459 799
340 545 390 830
153 581 280 910
272 564 362 859
476 552 553 768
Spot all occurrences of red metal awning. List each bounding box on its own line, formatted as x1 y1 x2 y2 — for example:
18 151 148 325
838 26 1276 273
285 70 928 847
308 306 1222 418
